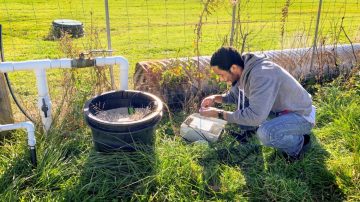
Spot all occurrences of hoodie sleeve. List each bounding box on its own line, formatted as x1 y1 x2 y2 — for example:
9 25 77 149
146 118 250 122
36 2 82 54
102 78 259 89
221 85 239 104
226 74 280 126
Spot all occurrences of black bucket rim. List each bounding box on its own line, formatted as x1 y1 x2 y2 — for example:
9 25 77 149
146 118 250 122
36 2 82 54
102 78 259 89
85 113 162 134
84 90 163 126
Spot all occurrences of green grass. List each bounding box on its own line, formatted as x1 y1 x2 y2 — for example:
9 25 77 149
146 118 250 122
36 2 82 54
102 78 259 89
1 72 360 201
0 0 360 201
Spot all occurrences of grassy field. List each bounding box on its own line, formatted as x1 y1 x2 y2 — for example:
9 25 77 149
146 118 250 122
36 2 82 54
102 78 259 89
0 0 360 201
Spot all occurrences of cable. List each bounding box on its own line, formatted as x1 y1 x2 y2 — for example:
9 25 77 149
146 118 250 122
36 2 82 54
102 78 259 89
0 24 36 123
3 74 36 123
182 118 211 143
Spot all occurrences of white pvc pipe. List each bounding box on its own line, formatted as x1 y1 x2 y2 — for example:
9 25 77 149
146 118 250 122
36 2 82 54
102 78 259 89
95 56 129 90
50 59 72 69
0 121 35 147
0 57 128 89
0 121 37 166
35 68 52 131
0 56 129 131
0 59 72 72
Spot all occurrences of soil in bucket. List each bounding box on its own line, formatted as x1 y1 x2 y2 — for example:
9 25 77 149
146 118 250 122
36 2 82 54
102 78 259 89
83 90 163 152
94 107 152 122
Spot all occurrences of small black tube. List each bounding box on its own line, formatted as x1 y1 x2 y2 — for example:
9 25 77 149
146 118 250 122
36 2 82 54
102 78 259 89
30 147 37 167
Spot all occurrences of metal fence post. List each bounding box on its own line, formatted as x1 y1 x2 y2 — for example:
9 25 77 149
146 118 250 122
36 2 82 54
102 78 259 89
229 1 237 46
309 0 323 73
105 0 115 89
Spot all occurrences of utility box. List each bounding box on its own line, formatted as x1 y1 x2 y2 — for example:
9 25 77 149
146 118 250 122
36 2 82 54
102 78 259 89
52 19 84 38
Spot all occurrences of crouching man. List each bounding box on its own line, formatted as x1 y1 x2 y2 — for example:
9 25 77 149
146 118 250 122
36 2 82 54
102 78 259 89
200 47 315 160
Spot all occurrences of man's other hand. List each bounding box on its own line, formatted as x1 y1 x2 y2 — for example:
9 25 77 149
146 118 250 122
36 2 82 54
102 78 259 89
201 95 216 108
199 107 219 118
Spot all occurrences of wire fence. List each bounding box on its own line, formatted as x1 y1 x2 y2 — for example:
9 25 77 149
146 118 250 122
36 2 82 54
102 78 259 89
1 0 359 62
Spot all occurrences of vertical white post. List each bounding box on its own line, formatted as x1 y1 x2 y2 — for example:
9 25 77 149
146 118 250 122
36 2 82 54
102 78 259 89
120 63 129 90
35 68 52 131
105 0 115 89
95 57 129 90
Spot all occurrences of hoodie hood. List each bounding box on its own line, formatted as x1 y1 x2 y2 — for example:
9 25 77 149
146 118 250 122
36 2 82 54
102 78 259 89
234 53 268 111
237 53 268 89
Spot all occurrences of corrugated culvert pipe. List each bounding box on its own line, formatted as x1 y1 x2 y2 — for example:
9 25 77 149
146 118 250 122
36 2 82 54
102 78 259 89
133 44 360 109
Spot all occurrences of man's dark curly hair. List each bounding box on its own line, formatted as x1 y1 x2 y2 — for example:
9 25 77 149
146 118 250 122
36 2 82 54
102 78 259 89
210 47 244 71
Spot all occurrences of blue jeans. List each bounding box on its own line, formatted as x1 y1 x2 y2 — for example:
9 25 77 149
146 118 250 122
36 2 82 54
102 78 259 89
239 113 313 156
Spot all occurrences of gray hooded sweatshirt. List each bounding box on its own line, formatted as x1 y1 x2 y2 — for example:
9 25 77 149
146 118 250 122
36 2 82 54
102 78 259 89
222 53 313 126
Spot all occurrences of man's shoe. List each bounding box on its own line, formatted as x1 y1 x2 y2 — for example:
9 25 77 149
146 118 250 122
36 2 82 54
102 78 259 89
300 134 311 154
282 134 311 162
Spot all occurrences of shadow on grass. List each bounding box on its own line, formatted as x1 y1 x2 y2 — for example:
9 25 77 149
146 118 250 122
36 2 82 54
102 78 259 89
200 134 344 201
0 128 158 200
199 138 265 201
63 145 157 201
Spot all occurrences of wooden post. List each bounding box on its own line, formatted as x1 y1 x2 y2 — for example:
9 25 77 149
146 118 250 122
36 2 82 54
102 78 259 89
0 24 14 125
0 73 14 124
0 73 14 139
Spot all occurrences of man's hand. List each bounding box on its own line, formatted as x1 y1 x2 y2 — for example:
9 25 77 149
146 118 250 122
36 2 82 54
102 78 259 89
199 107 220 118
201 95 222 108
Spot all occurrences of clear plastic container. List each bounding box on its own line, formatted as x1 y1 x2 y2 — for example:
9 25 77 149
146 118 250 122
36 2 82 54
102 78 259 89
180 113 227 143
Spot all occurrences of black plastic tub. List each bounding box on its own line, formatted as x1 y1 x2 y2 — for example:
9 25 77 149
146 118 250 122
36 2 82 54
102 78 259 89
83 90 163 152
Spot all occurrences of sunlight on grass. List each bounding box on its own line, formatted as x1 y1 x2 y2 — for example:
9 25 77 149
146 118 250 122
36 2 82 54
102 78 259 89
2 71 359 200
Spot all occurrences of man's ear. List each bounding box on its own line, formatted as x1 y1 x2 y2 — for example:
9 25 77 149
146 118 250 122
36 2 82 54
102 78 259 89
230 64 238 73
